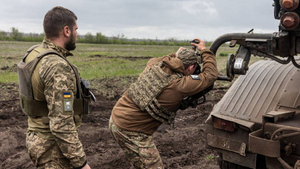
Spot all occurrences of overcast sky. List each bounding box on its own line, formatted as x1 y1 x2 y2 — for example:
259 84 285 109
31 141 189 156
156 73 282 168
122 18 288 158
0 0 279 41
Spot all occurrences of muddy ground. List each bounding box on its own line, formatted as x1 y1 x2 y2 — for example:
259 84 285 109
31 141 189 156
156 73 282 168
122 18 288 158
0 77 230 169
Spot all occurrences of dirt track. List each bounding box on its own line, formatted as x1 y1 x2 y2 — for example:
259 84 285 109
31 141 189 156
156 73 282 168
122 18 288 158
0 77 229 169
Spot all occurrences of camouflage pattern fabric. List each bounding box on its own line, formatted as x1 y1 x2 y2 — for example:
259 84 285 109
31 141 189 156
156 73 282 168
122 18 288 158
24 38 86 168
109 117 163 169
26 131 72 169
128 61 182 124
176 48 199 65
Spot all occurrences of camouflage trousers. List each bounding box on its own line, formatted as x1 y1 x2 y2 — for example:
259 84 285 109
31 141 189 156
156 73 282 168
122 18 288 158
109 117 163 169
26 131 72 169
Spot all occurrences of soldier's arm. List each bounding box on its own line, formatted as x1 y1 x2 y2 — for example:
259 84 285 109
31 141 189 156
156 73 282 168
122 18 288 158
177 49 218 97
200 49 218 83
39 55 87 168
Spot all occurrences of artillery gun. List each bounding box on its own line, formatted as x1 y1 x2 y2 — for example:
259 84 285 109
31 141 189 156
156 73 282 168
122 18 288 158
205 0 300 168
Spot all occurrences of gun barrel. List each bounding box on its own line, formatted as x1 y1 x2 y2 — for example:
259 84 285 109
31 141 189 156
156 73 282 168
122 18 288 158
210 33 273 54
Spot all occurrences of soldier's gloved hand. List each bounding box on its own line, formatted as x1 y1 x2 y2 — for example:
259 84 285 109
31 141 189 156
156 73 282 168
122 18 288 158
191 38 206 51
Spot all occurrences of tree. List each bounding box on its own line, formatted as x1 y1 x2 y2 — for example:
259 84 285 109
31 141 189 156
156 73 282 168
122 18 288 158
10 27 22 41
95 32 108 44
0 31 7 40
85 32 94 43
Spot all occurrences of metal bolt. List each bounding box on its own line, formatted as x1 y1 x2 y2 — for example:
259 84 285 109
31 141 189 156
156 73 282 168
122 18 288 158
284 143 293 155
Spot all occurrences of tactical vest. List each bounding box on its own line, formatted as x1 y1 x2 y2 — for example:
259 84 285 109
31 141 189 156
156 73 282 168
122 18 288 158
128 61 183 124
17 45 89 122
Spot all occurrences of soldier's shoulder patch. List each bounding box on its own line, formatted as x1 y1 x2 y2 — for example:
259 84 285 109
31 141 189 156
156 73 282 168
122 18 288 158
64 92 72 98
63 91 73 112
190 74 201 80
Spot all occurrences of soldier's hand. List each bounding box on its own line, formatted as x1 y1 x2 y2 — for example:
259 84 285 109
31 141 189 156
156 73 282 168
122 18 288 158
191 38 206 51
82 163 91 169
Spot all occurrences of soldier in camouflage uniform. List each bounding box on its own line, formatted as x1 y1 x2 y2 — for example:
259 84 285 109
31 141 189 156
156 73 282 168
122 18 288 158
17 6 91 169
109 39 218 168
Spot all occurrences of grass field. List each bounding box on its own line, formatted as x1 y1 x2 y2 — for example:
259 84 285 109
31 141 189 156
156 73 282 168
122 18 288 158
0 41 261 83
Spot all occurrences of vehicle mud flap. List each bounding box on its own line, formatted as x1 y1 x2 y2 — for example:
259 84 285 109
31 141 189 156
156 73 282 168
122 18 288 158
249 129 280 157
207 133 246 156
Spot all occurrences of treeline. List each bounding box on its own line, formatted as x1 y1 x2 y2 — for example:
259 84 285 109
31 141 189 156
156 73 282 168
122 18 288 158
0 27 211 46
0 28 45 42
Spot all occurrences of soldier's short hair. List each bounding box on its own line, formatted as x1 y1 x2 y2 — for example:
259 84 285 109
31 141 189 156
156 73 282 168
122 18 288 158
43 6 77 39
176 47 199 69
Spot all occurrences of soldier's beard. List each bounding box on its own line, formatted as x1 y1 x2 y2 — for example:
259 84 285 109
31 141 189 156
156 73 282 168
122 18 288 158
65 31 76 51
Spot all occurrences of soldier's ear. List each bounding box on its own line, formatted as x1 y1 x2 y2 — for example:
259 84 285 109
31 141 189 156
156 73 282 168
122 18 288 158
185 64 196 75
63 26 71 38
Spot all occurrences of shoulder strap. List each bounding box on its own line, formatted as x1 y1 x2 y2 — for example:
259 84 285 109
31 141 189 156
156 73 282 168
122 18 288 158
23 45 82 99
34 49 83 99
22 44 40 62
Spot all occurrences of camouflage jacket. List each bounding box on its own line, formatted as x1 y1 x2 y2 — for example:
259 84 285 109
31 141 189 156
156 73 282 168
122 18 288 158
25 38 86 167
112 49 218 135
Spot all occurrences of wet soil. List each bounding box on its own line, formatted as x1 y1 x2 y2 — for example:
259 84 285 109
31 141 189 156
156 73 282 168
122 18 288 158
0 77 229 169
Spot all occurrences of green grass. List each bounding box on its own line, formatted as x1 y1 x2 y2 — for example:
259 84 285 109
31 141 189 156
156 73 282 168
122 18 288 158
0 41 262 83
0 72 18 83
74 58 147 78
74 43 182 58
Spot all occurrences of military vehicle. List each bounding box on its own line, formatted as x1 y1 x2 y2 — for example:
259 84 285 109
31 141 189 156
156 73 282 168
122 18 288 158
205 0 300 168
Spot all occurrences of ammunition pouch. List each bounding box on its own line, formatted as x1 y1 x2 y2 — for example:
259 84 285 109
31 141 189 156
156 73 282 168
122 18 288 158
19 79 94 118
19 94 85 117
20 94 85 124
81 79 94 115
82 95 91 115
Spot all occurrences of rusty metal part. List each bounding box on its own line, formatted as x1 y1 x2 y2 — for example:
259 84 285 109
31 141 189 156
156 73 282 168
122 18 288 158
270 126 300 140
283 0 294 9
283 15 296 27
210 33 273 55
226 54 235 80
280 0 299 11
249 129 281 158
207 133 246 156
281 12 300 29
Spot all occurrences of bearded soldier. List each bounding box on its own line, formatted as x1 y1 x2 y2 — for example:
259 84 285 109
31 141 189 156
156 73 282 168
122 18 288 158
17 6 91 169
109 38 218 168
